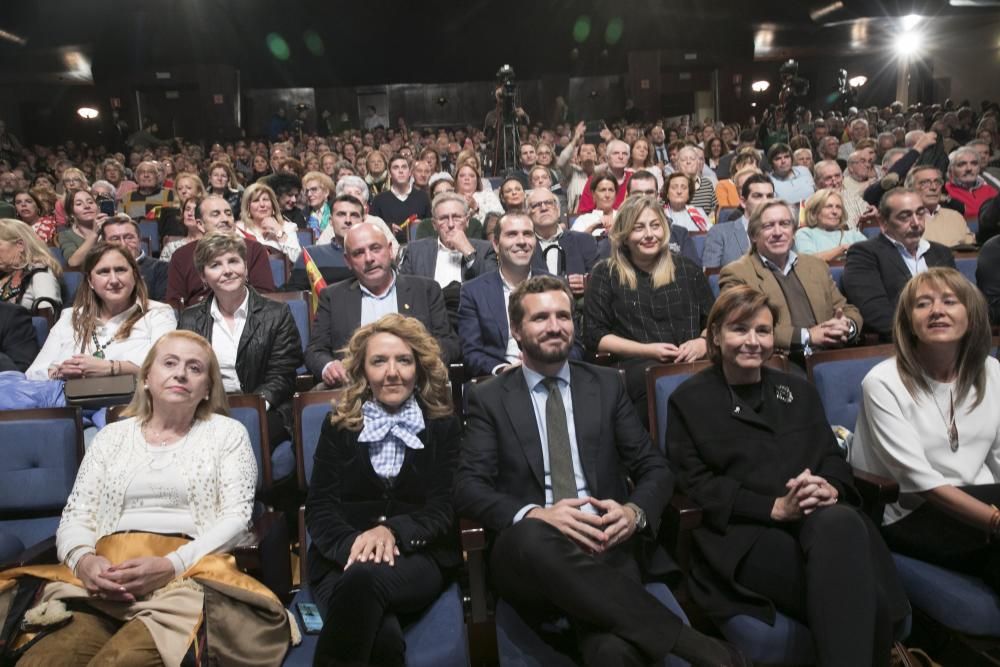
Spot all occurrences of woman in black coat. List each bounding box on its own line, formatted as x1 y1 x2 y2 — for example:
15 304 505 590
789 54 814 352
177 232 303 445
305 313 461 667
665 286 908 667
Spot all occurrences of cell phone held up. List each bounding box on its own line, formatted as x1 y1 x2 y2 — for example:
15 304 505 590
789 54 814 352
96 195 116 217
584 120 605 146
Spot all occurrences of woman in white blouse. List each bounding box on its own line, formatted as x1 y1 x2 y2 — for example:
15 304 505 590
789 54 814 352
238 182 301 263
26 243 176 381
850 268 1000 593
13 330 291 665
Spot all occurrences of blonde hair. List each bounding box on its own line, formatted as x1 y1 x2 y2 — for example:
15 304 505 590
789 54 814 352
207 161 239 193
607 195 675 289
803 188 847 230
0 218 62 276
893 268 990 408
331 314 452 431
120 330 230 424
174 172 206 199
239 182 282 227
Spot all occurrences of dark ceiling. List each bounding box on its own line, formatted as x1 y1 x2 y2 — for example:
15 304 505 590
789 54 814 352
0 0 995 86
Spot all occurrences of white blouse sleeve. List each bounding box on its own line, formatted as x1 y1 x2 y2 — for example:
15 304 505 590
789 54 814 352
57 429 113 571
23 271 62 310
167 420 257 574
25 308 77 380
116 304 177 369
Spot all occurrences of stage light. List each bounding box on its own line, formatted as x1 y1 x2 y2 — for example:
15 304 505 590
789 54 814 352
751 80 770 93
894 31 923 57
848 75 868 88
901 14 922 31
77 107 98 120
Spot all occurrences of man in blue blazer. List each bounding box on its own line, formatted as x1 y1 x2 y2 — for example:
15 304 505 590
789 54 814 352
459 212 583 377
702 173 775 270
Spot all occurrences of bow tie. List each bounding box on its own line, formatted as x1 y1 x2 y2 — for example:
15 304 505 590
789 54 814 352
358 397 425 451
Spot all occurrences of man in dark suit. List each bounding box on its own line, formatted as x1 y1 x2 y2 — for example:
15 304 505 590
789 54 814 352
454 275 748 667
843 188 956 340
458 212 583 377
0 301 40 372
305 221 460 387
398 192 496 284
526 187 598 296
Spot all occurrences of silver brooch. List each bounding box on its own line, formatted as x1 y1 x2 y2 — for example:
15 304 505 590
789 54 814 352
775 385 794 403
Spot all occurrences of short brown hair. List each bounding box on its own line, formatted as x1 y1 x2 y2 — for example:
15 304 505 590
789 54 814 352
508 274 574 328
194 232 247 274
705 285 779 364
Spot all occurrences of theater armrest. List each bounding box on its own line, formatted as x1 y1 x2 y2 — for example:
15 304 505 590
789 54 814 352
852 469 899 524
0 536 57 569
661 493 703 576
459 518 498 665
235 510 292 603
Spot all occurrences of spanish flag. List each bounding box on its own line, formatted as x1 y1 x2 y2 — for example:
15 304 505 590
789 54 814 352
302 247 327 315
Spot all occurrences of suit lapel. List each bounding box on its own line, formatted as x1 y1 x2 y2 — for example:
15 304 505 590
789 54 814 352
734 222 750 256
485 272 510 342
878 235 913 281
569 366 601 492
502 370 545 491
395 275 415 315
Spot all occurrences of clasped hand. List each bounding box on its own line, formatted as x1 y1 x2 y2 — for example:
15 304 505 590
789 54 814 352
77 554 175 603
346 525 399 569
771 468 839 521
527 497 637 554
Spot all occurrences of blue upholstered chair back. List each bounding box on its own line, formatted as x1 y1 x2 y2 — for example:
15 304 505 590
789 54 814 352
806 346 893 429
0 408 83 552
226 394 269 490
294 390 341 492
138 220 160 254
31 316 50 346
649 362 711 454
269 256 287 288
62 271 83 304
956 255 977 286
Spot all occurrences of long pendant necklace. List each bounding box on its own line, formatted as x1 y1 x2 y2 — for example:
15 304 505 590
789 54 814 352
91 330 114 359
930 388 960 452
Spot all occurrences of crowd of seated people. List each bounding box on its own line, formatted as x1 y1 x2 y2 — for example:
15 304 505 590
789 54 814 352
0 94 999 666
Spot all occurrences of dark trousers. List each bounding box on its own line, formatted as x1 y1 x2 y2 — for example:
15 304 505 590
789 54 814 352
882 483 1000 596
311 552 445 667
490 518 682 667
734 504 896 667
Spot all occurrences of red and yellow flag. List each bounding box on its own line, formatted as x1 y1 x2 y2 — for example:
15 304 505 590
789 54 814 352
302 247 327 315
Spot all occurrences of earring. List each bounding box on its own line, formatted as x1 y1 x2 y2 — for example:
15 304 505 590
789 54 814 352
144 383 149 390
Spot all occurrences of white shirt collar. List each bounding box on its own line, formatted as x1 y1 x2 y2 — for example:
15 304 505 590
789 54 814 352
209 288 250 322
883 233 931 259
758 250 798 275
359 271 398 299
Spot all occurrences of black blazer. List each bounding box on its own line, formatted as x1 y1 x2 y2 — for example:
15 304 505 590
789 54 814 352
398 237 497 282
842 234 955 339
529 230 598 277
304 274 461 378
453 361 677 579
0 302 40 372
305 413 463 584
666 366 876 622
177 288 303 424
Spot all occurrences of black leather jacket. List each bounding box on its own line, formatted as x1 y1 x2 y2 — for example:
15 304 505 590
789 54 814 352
177 287 303 426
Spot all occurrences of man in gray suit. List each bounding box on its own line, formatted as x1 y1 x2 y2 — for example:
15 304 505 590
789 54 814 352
702 173 774 270
305 221 460 387
399 191 497 327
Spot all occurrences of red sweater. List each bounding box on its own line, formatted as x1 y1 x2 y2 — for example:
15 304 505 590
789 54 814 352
576 171 633 214
945 180 998 221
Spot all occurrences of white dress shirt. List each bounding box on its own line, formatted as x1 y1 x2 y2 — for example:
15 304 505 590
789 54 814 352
210 289 250 393
884 234 931 277
433 240 465 288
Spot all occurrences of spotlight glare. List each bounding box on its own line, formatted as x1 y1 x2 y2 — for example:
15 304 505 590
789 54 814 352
848 75 868 88
894 31 922 57
751 80 770 93
901 14 922 31
77 107 98 120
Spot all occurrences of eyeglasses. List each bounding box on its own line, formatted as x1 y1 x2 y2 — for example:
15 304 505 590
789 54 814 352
304 186 324 195
529 200 556 211
915 178 944 188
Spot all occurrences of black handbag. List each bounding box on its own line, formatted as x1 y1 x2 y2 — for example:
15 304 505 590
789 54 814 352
63 375 137 409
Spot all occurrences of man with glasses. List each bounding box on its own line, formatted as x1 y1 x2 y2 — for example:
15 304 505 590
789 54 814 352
843 188 956 340
399 191 497 326
905 166 975 247
945 147 998 221
526 188 597 296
